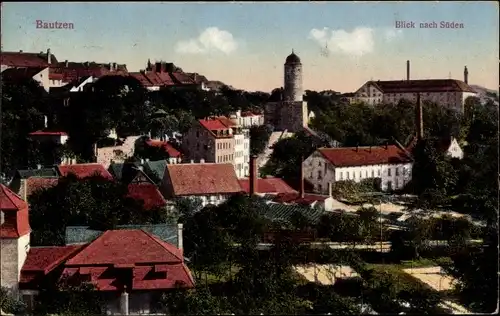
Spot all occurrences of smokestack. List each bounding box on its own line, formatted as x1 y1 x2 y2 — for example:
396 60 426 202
249 155 258 195
464 66 469 84
406 60 410 81
47 48 51 64
416 93 424 141
177 223 183 252
328 182 332 197
299 156 305 198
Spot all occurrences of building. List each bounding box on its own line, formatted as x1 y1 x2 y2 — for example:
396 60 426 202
238 157 297 196
129 61 200 91
229 110 265 128
145 140 182 164
57 163 114 180
0 186 194 314
181 117 250 178
1 49 56 72
350 61 476 112
1 67 50 91
304 145 414 193
160 162 243 209
96 136 142 169
264 51 309 132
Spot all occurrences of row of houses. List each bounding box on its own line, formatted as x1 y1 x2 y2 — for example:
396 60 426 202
0 48 226 93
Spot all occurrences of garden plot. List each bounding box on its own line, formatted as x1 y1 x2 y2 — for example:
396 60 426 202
293 264 359 285
402 266 456 291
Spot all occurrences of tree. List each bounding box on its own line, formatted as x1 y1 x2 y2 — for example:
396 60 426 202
403 216 435 259
0 287 26 315
34 276 104 316
249 125 272 156
0 77 47 177
161 285 230 315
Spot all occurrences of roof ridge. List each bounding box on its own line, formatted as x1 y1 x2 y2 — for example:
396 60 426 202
0 184 28 210
141 229 183 262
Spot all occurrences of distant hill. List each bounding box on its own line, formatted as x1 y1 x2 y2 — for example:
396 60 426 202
470 85 499 106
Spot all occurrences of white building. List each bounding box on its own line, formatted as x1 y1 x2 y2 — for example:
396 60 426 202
233 128 250 178
230 110 265 128
350 64 476 113
304 145 414 193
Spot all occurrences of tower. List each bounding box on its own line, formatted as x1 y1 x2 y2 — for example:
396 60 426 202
284 50 303 102
415 93 423 141
464 66 469 84
0 184 31 295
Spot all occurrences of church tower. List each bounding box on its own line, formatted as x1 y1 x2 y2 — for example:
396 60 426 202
284 50 303 102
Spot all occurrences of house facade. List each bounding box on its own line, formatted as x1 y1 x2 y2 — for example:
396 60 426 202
230 110 265 128
304 145 414 193
182 117 250 178
351 78 476 113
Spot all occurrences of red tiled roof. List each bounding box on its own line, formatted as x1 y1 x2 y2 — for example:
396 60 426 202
367 79 476 93
1 51 53 68
170 72 196 85
0 184 28 210
25 177 59 197
216 116 238 128
164 163 242 197
21 245 84 275
29 131 68 136
146 140 181 158
57 163 113 179
198 118 234 138
0 184 30 238
273 193 329 205
66 230 183 265
317 145 413 167
126 183 167 210
239 177 297 194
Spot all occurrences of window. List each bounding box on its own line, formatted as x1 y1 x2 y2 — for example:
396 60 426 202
317 170 322 179
387 181 393 191
310 172 313 178
318 161 322 167
346 172 350 179
339 172 343 180
318 184 322 192
395 168 399 176
395 178 399 188
371 170 374 177
388 168 391 176
378 169 381 176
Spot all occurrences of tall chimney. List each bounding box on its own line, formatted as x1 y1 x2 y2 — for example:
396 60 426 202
65 60 68 67
47 48 51 64
416 93 424 141
120 287 129 315
299 156 305 198
327 182 333 197
249 155 258 195
464 66 469 84
406 60 410 81
177 223 183 252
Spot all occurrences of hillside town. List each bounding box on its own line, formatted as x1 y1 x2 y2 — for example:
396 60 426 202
1 9 498 315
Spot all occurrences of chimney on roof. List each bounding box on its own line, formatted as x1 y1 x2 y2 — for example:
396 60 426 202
155 62 162 73
416 93 424 141
190 159 194 163
328 182 333 197
20 50 23 53
44 115 48 128
47 48 51 64
113 63 117 71
36 164 42 170
109 62 113 71
356 143 359 152
406 60 410 81
464 66 469 84
385 141 388 149
200 158 205 163
249 155 258 196
65 60 68 67
177 223 184 252
299 156 305 199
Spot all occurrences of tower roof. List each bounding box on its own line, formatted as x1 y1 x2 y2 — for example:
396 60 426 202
285 51 301 64
0 184 28 211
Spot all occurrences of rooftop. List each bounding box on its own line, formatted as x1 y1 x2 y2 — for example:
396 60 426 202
238 177 297 194
317 145 413 167
126 183 167 210
57 163 113 179
367 79 476 93
164 163 242 196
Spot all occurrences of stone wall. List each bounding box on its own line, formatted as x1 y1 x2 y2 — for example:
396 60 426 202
96 136 141 168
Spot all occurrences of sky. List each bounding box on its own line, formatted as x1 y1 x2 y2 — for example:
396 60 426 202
2 2 499 92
